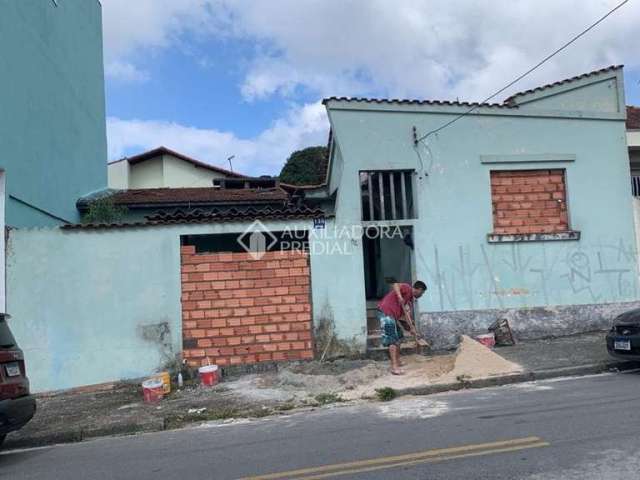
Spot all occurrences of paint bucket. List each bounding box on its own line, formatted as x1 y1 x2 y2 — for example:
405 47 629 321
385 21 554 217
475 333 496 349
198 365 219 386
153 371 171 394
142 378 165 404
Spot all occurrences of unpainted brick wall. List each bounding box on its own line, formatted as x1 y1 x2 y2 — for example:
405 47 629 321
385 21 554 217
180 246 314 367
491 169 569 235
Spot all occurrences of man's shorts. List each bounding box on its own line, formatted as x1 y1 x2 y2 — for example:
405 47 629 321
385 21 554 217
378 311 404 347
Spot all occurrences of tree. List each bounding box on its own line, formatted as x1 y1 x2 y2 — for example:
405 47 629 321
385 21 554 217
279 146 328 186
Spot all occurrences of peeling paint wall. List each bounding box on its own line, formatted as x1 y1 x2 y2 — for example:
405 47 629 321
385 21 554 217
7 219 317 392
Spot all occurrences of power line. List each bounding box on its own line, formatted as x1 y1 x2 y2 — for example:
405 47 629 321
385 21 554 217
416 0 630 144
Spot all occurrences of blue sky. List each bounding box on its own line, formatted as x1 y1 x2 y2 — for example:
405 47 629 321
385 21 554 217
101 0 640 176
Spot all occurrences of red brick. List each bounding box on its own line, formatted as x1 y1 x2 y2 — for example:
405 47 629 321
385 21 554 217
183 321 197 330
205 348 221 357
213 338 228 347
181 246 196 255
196 319 211 329
198 338 212 348
235 326 250 335
191 329 206 338
256 334 271 343
272 352 287 361
258 353 273 362
220 327 234 336
249 325 263 334
242 335 256 344
211 318 227 328
206 329 221 337
241 317 257 326
185 349 205 358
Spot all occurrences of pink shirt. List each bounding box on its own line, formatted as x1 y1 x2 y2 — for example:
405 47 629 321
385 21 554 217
378 283 413 320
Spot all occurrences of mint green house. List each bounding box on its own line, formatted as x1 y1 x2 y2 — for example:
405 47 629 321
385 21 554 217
0 0 107 228
316 66 639 349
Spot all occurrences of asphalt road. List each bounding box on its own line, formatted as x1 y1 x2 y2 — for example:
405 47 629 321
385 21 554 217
2 371 640 479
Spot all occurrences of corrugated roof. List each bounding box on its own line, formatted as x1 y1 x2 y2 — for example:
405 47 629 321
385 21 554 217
628 106 640 130
323 97 513 109
504 65 623 103
63 206 330 230
101 186 289 208
109 146 246 178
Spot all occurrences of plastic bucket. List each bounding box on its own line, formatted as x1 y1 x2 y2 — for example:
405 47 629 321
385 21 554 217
475 333 496 349
153 371 171 394
199 365 219 386
142 378 165 404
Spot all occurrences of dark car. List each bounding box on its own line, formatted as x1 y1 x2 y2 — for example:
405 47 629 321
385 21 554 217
606 308 640 361
0 314 35 446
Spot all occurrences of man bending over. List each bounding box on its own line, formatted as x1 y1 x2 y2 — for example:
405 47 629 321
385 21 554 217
377 281 427 375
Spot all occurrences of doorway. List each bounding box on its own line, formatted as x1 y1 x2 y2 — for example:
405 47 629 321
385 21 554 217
362 225 414 334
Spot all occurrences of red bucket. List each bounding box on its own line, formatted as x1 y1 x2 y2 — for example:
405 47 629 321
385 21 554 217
475 333 496 349
199 365 219 386
142 378 164 404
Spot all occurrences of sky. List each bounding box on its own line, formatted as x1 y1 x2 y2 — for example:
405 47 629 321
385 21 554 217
102 0 640 176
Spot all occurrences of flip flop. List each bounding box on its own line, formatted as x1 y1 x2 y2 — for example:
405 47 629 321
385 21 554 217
390 369 405 376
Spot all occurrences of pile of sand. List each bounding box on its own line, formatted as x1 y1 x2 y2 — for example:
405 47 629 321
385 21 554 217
342 335 522 399
226 336 522 402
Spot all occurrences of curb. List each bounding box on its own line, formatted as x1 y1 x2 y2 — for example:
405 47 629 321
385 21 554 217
391 360 640 398
5 360 640 450
4 418 164 450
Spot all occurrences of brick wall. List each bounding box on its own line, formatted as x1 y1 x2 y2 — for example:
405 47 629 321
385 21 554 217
491 169 568 235
180 246 314 367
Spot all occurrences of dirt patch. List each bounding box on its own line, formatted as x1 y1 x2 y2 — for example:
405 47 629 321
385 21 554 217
225 336 522 402
341 335 522 399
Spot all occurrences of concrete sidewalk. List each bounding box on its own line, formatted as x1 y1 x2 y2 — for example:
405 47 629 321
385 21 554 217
5 331 636 450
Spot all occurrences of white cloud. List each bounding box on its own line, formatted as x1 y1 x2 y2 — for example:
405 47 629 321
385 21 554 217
219 0 640 102
100 0 640 173
106 102 329 175
101 0 640 102
104 61 150 84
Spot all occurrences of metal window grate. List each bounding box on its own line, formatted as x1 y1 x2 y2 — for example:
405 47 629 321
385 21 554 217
632 176 640 197
360 170 415 221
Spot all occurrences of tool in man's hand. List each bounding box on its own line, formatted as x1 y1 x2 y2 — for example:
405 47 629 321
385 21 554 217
402 303 430 351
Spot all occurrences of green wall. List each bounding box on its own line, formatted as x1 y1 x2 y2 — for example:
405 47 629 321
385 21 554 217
0 0 107 227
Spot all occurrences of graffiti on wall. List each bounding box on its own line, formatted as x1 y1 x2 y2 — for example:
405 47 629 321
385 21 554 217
418 238 639 311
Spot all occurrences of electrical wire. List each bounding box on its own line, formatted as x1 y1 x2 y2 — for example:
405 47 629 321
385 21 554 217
416 0 630 143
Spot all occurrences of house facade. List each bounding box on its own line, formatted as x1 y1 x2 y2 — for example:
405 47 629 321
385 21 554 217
316 65 639 349
108 147 242 190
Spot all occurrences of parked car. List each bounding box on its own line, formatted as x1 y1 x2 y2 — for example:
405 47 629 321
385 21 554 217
0 314 35 446
606 308 640 361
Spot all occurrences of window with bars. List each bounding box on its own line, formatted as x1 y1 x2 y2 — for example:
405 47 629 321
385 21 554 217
360 170 415 221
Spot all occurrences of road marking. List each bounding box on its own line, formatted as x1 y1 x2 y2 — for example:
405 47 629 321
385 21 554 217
239 436 549 480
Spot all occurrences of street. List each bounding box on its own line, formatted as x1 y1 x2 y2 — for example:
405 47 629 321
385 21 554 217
2 370 640 479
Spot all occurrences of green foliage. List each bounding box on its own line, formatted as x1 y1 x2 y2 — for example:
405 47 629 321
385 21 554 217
375 387 397 402
82 196 128 224
314 393 344 405
279 146 329 186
